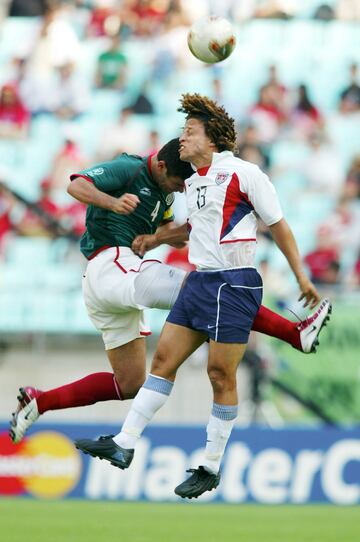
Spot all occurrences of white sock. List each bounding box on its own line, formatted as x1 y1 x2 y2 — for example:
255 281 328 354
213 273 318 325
203 403 238 474
113 374 173 449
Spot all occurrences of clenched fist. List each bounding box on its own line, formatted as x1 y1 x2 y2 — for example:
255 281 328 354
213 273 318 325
111 193 140 214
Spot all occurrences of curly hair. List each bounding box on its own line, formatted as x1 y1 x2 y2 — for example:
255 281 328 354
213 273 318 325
178 93 236 152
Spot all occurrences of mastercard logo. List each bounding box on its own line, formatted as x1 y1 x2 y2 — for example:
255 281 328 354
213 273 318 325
0 431 82 498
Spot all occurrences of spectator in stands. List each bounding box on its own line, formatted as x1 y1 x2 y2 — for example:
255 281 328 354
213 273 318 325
128 0 169 36
264 65 288 107
60 199 86 239
46 127 88 193
0 83 30 139
51 62 91 120
236 124 270 171
339 63 360 113
249 84 286 143
87 0 121 37
97 106 150 159
318 198 360 259
95 34 128 90
26 5 81 79
13 178 61 238
302 130 344 197
11 55 54 116
290 83 322 138
304 228 341 286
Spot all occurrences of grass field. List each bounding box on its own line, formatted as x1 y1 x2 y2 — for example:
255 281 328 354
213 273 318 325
1 500 359 542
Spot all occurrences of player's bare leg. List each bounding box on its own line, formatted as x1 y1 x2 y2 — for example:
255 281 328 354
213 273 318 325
75 323 206 467
175 341 246 499
106 338 146 399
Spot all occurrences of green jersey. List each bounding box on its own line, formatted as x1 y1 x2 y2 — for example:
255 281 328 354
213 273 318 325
71 154 175 259
98 50 127 87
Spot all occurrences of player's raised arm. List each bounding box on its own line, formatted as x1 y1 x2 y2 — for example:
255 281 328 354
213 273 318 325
67 177 139 215
132 222 189 256
269 218 320 309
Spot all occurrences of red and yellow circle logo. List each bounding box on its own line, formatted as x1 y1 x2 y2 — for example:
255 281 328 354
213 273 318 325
0 431 81 498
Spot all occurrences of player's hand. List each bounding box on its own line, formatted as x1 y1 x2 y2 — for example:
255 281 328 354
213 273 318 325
297 275 321 309
111 193 139 214
132 234 159 257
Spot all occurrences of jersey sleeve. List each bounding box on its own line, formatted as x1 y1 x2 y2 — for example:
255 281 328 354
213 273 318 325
243 167 283 226
70 157 131 192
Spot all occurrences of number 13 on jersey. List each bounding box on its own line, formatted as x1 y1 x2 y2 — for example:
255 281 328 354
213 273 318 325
196 186 207 209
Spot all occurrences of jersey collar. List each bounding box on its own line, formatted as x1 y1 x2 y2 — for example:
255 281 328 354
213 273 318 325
147 153 156 179
195 151 234 176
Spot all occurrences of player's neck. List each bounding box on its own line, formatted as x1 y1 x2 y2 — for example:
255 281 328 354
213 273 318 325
191 150 213 170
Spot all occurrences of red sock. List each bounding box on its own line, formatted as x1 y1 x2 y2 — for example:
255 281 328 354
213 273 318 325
252 305 302 350
37 372 122 414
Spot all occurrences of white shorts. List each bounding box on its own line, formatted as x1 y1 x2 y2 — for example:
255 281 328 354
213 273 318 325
82 247 186 350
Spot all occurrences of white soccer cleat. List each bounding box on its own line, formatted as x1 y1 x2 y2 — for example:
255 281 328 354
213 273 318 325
297 298 332 354
9 387 40 443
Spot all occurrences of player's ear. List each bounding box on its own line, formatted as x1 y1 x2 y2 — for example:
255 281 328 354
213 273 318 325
157 160 167 173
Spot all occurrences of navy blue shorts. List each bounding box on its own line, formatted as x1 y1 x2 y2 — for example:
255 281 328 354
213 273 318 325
167 268 263 343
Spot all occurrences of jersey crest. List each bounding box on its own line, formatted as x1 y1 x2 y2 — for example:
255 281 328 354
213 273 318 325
215 171 231 185
87 167 104 176
166 193 175 206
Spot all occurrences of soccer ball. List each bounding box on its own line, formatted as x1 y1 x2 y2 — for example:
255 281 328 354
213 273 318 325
187 16 236 64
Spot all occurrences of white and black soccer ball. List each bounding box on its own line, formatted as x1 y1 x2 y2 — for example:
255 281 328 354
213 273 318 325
187 16 236 64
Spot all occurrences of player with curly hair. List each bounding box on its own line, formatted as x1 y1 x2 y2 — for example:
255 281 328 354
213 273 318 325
74 94 331 499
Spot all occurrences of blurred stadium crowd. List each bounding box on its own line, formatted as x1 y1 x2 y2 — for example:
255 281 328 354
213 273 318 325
0 0 359 335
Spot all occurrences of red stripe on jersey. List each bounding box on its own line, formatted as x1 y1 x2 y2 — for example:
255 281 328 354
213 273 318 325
197 165 211 176
220 173 254 240
70 174 94 183
220 173 241 238
140 331 152 336
147 153 156 178
114 247 128 273
220 238 256 244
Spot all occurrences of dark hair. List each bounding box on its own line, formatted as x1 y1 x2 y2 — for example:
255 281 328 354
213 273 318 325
297 84 314 112
157 138 193 179
178 93 236 152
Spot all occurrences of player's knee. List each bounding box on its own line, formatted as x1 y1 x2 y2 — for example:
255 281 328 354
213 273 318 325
207 366 236 394
151 348 175 380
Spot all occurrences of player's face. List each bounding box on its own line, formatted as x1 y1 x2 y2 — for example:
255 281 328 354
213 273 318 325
157 173 185 194
179 118 214 164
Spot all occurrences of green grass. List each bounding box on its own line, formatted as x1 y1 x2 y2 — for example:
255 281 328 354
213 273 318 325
1 500 359 542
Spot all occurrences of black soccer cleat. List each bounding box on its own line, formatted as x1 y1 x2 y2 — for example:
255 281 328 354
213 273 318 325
174 466 221 499
74 434 134 469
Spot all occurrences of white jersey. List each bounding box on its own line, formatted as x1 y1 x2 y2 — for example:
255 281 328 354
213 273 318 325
185 151 283 270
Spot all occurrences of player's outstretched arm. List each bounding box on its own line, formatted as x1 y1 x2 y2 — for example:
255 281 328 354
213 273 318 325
269 218 320 309
132 223 189 256
67 177 139 214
